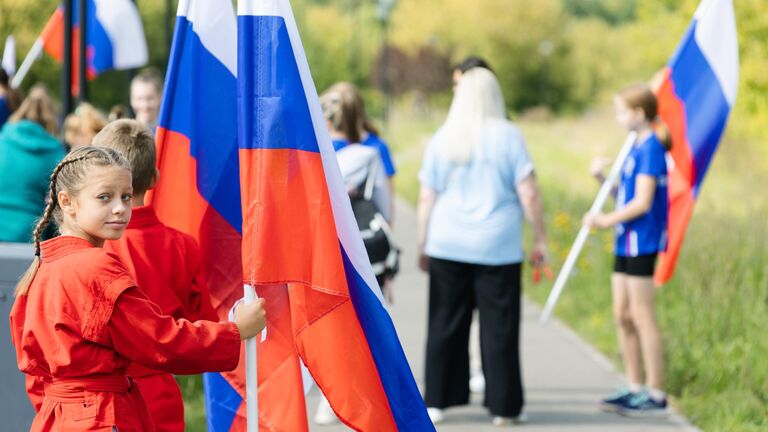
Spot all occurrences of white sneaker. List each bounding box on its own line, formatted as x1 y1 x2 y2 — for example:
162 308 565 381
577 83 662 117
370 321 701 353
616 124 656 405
492 412 527 426
469 373 486 394
426 407 444 424
314 395 339 425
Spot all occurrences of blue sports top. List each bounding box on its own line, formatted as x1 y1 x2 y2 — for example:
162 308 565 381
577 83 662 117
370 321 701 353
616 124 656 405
615 134 669 257
333 134 396 177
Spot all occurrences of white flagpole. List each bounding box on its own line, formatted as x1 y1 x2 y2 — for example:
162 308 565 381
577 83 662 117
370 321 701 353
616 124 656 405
243 284 259 432
540 131 637 323
11 38 43 89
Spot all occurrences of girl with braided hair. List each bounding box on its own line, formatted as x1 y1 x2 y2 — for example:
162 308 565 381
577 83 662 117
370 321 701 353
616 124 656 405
10 146 268 431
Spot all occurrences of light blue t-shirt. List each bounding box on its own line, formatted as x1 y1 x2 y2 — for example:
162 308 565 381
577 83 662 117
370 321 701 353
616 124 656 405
419 120 534 265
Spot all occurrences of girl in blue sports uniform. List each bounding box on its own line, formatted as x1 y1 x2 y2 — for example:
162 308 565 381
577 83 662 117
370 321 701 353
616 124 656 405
583 83 670 418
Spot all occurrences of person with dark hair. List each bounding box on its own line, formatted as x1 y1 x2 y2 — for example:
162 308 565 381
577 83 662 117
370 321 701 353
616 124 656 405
109 104 131 122
0 85 65 242
452 56 493 88
0 69 21 128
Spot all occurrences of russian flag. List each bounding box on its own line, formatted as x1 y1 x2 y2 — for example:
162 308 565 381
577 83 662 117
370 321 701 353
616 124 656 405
654 0 738 285
237 0 433 430
148 1 308 430
39 0 147 88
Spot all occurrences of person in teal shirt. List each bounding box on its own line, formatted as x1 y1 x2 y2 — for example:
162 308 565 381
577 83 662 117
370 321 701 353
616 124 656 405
0 86 64 242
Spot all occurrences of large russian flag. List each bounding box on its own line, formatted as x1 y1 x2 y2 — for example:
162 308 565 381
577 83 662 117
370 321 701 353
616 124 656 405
237 0 433 431
144 0 249 430
39 0 147 87
654 0 739 285
147 1 308 431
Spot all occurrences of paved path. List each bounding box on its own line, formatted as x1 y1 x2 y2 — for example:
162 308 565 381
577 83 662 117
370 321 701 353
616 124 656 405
307 200 699 431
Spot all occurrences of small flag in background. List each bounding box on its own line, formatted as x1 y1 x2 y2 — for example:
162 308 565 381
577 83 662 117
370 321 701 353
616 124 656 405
654 0 739 285
39 0 147 92
237 0 434 430
2 36 15 77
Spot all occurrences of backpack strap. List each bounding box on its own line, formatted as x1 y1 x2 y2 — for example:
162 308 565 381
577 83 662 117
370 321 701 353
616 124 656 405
363 153 381 201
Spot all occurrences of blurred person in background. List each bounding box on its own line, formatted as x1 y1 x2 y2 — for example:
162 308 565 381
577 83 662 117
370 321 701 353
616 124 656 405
418 68 548 426
0 85 65 242
0 69 21 128
131 68 163 134
109 104 131 122
452 56 493 90
325 82 397 220
450 55 495 396
63 102 108 149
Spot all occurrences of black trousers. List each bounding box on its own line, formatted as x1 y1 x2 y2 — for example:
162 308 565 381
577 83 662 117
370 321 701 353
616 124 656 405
424 257 524 417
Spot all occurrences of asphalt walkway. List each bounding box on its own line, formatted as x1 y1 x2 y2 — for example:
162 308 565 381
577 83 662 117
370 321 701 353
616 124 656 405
306 200 699 431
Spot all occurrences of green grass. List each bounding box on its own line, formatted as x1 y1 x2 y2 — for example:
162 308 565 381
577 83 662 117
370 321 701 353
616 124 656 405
381 102 768 431
178 375 207 432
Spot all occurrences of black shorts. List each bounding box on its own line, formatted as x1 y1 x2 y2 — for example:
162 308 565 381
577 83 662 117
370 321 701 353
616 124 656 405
613 254 658 277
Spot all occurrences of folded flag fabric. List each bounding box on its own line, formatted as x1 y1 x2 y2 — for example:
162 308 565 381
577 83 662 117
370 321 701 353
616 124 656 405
236 0 434 430
654 0 738 285
144 1 249 429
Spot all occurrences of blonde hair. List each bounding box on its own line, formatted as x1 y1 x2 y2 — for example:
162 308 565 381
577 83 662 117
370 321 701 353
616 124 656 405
92 119 156 194
14 146 130 296
437 68 507 163
320 86 362 144
618 83 672 150
9 85 59 135
325 82 380 137
63 103 108 146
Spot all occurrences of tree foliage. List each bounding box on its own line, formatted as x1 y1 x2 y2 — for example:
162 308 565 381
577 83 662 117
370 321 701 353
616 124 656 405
1 0 767 142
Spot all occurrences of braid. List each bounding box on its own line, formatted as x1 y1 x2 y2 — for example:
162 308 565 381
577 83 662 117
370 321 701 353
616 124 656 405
14 149 115 296
30 161 68 255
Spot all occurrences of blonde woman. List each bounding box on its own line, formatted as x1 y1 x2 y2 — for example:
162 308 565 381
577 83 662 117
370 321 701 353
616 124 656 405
417 68 548 425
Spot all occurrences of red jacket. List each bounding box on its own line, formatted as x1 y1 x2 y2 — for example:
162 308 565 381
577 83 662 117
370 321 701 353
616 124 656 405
10 236 240 431
103 205 219 431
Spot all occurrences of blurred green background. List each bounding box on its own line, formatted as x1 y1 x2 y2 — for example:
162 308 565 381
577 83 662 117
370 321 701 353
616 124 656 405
2 0 766 430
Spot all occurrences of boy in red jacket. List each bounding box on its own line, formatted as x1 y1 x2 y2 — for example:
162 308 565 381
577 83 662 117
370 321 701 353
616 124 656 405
96 120 219 431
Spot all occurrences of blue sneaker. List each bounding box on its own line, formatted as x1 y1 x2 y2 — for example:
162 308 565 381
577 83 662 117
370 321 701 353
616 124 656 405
599 388 637 413
619 391 668 418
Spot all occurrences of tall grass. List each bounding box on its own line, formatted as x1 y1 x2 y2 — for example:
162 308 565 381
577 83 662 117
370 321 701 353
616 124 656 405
385 102 768 431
